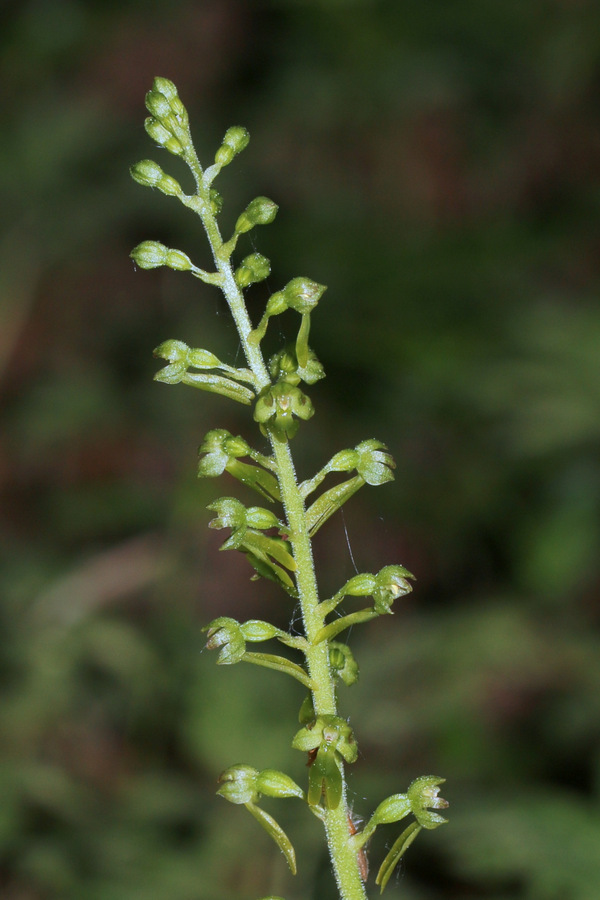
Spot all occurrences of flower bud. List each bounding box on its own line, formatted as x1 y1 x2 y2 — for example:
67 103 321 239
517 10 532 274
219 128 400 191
256 769 304 800
282 277 327 314
234 253 271 288
130 160 182 196
145 89 171 120
144 117 170 143
130 159 165 188
130 240 169 269
269 348 299 384
144 117 184 155
264 291 289 319
215 125 250 166
152 76 178 102
217 764 259 804
269 345 325 387
234 196 279 234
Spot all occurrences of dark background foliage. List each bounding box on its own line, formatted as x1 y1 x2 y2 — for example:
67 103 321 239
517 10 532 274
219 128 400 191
2 1 600 898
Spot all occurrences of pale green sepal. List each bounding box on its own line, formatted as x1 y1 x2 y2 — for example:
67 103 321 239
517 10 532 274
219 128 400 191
242 652 313 689
308 743 342 809
298 694 315 725
305 475 365 536
376 822 422 893
234 197 279 235
245 802 297 874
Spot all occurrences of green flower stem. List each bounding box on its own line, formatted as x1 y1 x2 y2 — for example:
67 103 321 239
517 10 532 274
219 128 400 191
242 651 314 690
188 159 367 900
314 609 379 645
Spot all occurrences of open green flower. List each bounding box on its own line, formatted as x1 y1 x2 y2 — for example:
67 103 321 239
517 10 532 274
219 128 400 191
407 775 449 829
292 716 357 810
254 382 314 442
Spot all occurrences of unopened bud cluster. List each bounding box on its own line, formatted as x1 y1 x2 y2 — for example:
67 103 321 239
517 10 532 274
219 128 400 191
131 241 192 271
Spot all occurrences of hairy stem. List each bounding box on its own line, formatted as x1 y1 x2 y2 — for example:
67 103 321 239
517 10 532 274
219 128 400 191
193 178 367 899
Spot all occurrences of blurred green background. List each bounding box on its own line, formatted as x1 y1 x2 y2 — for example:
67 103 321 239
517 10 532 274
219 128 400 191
2 1 600 898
